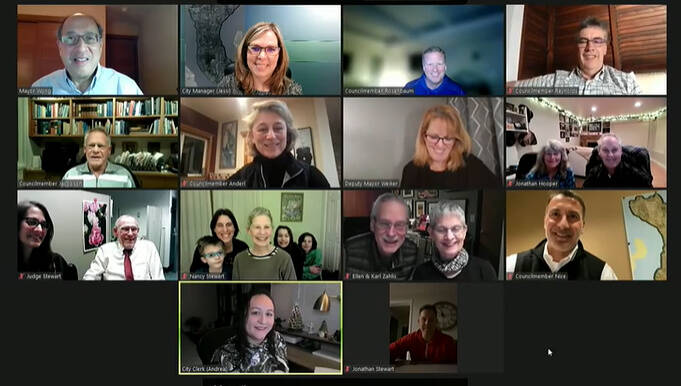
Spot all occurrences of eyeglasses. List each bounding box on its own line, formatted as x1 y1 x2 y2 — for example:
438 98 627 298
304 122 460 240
60 33 101 46
247 45 280 56
203 251 224 259
216 222 234 229
433 225 467 236
119 226 139 233
425 134 456 146
576 38 607 47
24 217 49 230
375 220 408 232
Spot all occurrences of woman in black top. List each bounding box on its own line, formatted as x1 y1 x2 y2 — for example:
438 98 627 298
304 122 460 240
190 209 248 279
226 100 330 188
274 225 305 279
18 200 77 280
401 105 497 188
412 200 496 281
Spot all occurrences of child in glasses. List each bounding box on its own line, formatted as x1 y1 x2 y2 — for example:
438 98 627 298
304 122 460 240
189 236 228 278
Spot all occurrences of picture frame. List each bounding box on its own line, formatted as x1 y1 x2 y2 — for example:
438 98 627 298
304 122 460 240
217 120 238 171
402 190 414 198
83 199 108 253
560 131 566 138
427 201 438 216
405 199 413 219
559 113 565 123
588 122 601 133
293 127 315 166
415 200 426 218
281 193 304 222
416 190 438 199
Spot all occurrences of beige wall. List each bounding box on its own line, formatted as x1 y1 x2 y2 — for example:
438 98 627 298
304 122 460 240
506 190 663 280
18 5 107 64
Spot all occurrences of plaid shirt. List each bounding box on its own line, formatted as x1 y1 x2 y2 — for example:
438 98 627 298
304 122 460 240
512 65 641 95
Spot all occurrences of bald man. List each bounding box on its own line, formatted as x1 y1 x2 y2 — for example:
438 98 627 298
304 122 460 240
31 13 142 95
83 215 164 280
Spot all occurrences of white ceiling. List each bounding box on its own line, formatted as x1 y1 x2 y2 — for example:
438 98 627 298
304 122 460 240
544 97 666 119
180 97 319 123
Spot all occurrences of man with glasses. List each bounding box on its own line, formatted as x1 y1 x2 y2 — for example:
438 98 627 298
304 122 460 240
344 193 420 280
31 13 142 95
506 191 617 280
403 47 465 96
62 127 137 187
83 215 165 280
512 17 641 95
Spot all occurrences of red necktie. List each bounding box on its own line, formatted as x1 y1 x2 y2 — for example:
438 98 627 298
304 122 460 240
123 249 134 281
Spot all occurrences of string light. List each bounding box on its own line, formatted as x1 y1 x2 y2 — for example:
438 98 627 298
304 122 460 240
528 97 667 125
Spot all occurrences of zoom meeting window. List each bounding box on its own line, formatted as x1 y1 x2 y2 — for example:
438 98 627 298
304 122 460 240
10 2 672 386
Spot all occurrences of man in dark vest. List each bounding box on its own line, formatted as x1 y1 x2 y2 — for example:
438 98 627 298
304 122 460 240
344 193 420 280
506 190 617 280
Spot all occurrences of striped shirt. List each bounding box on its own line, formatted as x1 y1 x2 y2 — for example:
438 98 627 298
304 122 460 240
62 162 136 188
512 65 641 95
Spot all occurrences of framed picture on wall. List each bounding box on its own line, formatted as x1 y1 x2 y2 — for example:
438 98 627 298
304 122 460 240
415 200 426 218
293 127 315 166
83 199 108 253
416 190 438 199
402 190 414 198
560 131 566 138
217 120 238 171
281 193 304 222
405 199 413 219
427 201 438 216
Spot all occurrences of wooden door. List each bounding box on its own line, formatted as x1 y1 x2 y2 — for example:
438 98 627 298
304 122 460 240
17 17 64 87
106 34 139 84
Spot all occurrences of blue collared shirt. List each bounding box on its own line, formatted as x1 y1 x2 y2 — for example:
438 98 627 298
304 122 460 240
404 74 465 96
31 65 143 95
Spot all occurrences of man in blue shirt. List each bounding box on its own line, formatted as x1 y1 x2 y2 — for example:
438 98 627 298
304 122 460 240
403 47 465 96
31 13 142 95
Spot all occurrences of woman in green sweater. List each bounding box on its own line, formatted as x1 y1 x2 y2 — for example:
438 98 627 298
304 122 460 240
298 232 322 280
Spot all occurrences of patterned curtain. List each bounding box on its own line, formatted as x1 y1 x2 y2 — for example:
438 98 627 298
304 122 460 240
448 97 504 178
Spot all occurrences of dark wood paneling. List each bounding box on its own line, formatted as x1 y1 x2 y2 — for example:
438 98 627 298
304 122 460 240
519 5 666 78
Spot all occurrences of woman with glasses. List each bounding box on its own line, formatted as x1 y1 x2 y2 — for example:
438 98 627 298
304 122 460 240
17 201 77 280
523 139 576 188
190 209 248 279
226 100 330 188
217 22 302 95
412 201 496 281
400 105 497 188
232 207 297 280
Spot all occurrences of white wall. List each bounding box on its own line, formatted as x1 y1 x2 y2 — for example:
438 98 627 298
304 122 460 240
650 114 666 167
272 283 341 335
343 97 448 180
506 5 524 82
390 283 458 340
610 121 649 149
18 190 111 279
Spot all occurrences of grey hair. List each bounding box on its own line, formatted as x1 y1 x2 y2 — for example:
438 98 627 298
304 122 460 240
247 207 273 228
114 215 139 229
370 193 409 222
597 132 622 147
244 100 298 156
429 200 466 228
422 46 446 63
578 16 609 42
84 127 111 148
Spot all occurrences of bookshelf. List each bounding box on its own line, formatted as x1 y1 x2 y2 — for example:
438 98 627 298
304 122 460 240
26 97 179 188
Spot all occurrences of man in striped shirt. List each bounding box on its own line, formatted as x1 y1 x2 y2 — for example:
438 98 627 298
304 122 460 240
62 127 136 188
512 17 641 95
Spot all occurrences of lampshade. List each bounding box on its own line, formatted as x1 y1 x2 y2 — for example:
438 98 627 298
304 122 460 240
313 290 330 312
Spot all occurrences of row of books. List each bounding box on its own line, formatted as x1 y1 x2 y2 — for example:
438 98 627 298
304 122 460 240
76 101 113 118
116 98 162 117
33 103 70 118
36 118 178 136
165 100 178 115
